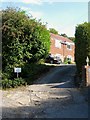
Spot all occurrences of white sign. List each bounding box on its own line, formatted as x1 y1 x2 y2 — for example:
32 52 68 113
14 68 21 73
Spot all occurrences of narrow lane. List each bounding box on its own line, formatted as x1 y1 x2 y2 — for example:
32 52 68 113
35 64 76 87
2 64 88 118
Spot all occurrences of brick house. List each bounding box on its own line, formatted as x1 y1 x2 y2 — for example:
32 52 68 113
50 33 75 62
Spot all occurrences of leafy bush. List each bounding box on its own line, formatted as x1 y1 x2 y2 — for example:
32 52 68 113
1 7 50 88
64 57 71 64
1 63 53 89
49 28 58 34
12 77 26 88
2 79 12 89
2 77 26 89
2 8 50 74
75 22 90 82
21 63 52 84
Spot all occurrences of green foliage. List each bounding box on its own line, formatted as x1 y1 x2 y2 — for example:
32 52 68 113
75 22 90 81
2 79 13 89
68 37 75 42
2 8 50 67
12 78 26 87
1 77 26 89
21 63 53 84
2 7 50 88
60 33 68 38
49 28 58 34
1 63 53 89
64 57 71 64
60 33 75 42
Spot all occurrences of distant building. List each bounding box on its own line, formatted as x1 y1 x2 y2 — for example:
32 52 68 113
50 33 75 62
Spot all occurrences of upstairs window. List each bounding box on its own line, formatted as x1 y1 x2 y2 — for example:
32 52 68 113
67 44 72 50
55 39 61 48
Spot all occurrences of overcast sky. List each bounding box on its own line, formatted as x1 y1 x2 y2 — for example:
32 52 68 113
1 0 88 37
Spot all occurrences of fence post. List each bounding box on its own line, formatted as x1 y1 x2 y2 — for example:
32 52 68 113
85 56 90 86
85 66 90 86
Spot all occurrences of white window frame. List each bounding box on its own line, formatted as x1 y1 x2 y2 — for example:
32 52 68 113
55 39 61 48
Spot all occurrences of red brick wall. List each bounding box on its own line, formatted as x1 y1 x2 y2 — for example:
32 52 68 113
50 36 75 62
50 38 63 55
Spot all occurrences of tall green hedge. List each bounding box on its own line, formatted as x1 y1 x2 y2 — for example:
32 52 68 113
2 8 50 81
75 22 90 80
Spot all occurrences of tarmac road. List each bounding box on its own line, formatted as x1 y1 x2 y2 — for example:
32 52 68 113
2 64 88 118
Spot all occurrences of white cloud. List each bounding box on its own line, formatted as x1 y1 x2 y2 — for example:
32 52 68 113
30 11 43 19
47 22 75 37
59 25 75 37
21 6 31 11
21 7 43 19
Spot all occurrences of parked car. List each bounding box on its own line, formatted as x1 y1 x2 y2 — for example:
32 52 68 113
45 56 62 64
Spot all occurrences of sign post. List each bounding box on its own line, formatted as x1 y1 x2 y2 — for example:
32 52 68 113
14 68 21 78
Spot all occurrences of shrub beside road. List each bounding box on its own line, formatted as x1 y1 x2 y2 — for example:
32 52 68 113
2 8 50 88
1 63 54 89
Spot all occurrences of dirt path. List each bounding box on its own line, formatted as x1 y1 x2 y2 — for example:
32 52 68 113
2 64 88 118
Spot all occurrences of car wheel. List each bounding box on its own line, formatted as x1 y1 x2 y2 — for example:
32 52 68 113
50 60 53 64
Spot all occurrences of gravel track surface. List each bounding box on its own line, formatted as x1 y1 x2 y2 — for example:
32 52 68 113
1 64 88 118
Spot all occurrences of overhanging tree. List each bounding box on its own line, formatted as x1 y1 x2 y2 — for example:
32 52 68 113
49 28 58 34
2 8 50 79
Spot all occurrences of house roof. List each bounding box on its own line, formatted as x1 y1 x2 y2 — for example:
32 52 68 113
50 33 74 44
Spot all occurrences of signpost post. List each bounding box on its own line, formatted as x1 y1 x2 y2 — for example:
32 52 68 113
14 68 21 78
